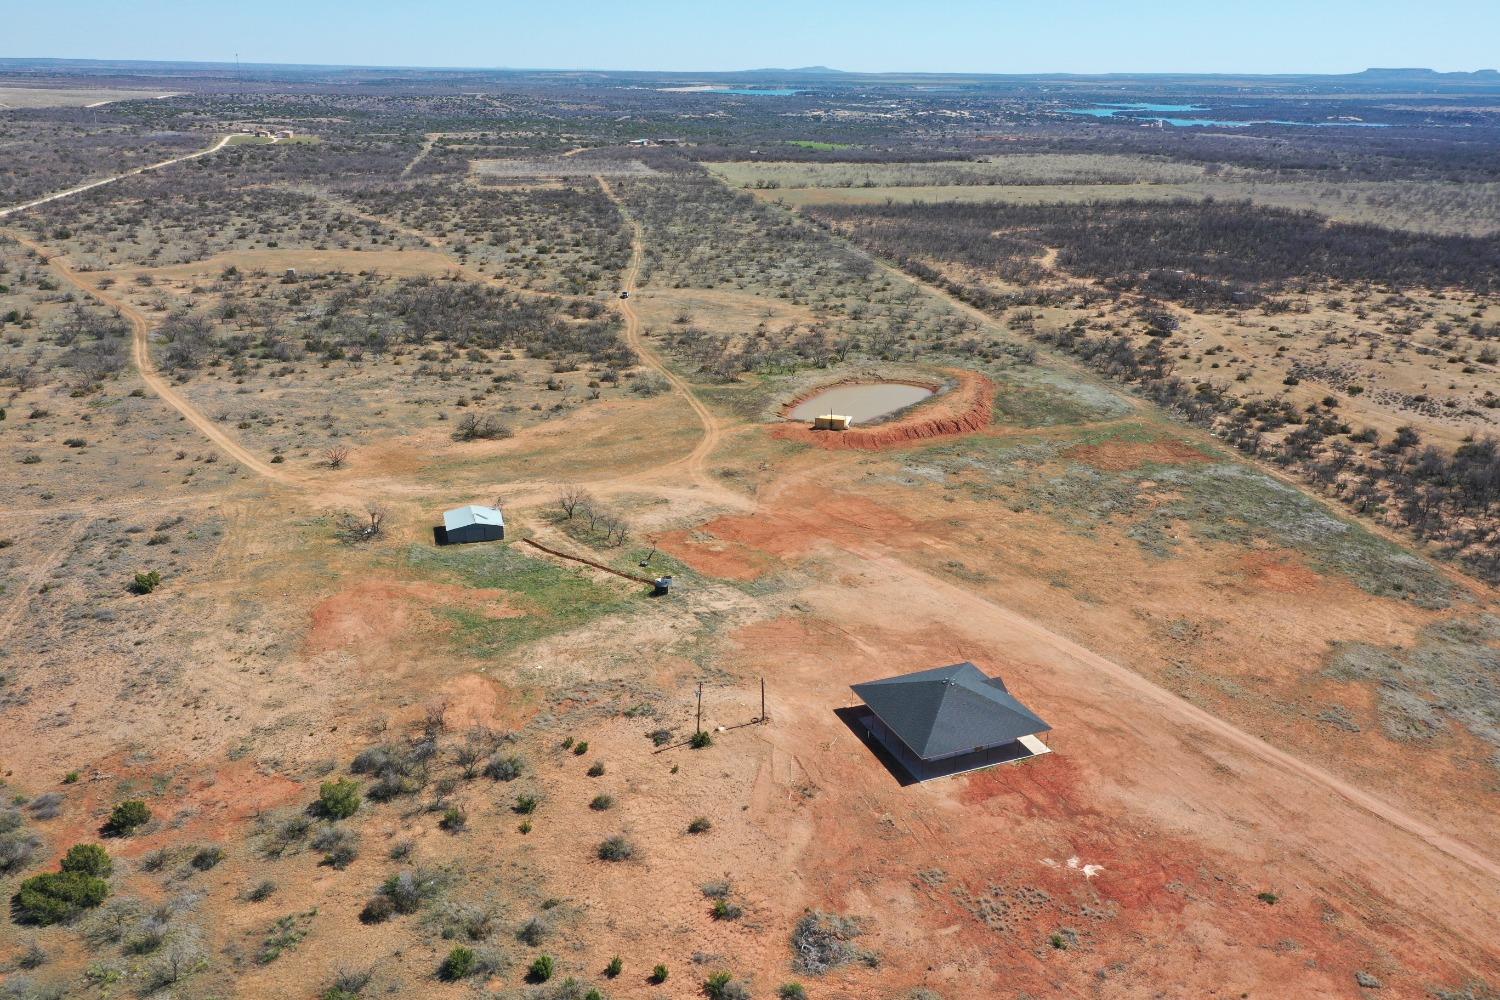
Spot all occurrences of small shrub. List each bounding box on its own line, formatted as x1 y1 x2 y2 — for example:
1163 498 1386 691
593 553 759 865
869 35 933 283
16 870 110 924
587 761 606 777
651 964 669 984
318 779 362 820
128 571 162 595
62 772 80 784
61 844 113 878
791 911 875 975
323 965 372 999
597 836 634 862
312 826 358 869
440 806 468 832
688 816 712 834
589 794 614 811
712 898 744 921
484 754 525 781
28 792 64 820
245 880 277 902
606 955 623 978
1049 932 1068 950
359 895 395 924
705 971 750 1000
0 826 42 874
1257 891 1279 905
779 984 808 1000
439 945 477 981
515 794 540 814
516 915 549 945
102 800 150 836
572 741 590 756
529 954 556 982
690 730 713 749
649 728 673 746
189 845 226 871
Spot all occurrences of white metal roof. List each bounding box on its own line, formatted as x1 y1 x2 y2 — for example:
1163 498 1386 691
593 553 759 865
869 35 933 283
443 505 504 531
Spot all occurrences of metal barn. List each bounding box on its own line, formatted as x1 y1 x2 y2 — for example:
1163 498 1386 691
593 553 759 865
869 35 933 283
441 505 505 545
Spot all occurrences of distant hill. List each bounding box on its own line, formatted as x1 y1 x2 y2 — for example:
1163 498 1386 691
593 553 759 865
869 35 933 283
1351 67 1499 80
741 66 848 75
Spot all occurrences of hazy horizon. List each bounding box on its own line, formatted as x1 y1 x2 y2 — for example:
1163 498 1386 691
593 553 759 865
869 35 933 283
4 0 1497 77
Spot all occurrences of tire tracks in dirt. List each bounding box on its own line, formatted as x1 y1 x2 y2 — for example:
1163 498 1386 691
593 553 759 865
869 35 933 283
0 520 88 644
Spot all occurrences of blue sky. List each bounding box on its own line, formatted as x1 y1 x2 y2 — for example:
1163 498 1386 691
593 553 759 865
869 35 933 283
5 0 1496 75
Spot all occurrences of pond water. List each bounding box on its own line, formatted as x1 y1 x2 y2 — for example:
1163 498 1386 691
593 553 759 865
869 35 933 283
1063 103 1390 128
788 383 935 424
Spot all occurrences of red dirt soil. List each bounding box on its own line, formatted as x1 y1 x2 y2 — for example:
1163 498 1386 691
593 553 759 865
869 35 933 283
1063 435 1214 471
772 369 994 450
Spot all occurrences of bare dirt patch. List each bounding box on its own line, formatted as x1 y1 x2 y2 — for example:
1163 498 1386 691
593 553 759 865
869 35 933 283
1063 435 1214 471
304 576 521 657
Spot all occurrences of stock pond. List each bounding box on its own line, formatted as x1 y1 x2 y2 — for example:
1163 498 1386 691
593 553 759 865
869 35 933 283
788 383 934 423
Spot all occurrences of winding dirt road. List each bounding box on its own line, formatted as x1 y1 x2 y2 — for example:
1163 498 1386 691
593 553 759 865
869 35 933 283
4 230 298 486
597 177 724 490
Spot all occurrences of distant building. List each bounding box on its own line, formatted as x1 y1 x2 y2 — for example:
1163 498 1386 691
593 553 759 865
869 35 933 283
440 505 505 545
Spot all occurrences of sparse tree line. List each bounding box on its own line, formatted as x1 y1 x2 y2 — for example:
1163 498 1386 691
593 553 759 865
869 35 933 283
807 199 1500 307
557 486 632 547
154 273 634 375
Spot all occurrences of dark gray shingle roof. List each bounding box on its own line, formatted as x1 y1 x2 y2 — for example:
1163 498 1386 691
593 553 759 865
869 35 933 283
851 662 1050 761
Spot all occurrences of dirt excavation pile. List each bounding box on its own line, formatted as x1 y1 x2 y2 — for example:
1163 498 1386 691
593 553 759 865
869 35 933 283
774 369 995 450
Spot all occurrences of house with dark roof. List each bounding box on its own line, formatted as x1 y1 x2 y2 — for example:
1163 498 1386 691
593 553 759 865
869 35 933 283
850 662 1051 782
438 505 505 545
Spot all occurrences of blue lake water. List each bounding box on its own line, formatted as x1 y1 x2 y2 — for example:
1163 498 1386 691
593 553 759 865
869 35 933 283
1064 104 1389 128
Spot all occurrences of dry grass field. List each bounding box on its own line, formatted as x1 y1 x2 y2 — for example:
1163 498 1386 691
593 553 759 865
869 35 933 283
0 87 180 109
2 73 1499 1000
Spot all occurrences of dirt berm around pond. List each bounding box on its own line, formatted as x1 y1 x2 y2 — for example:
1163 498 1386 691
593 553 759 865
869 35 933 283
772 368 994 450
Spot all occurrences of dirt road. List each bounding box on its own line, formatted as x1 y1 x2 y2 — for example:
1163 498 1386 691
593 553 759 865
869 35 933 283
3 230 297 486
597 177 724 490
0 134 231 219
849 544 1500 883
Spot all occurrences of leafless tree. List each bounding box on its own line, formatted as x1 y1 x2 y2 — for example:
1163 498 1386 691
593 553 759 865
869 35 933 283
337 502 386 543
324 445 351 469
558 485 591 520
